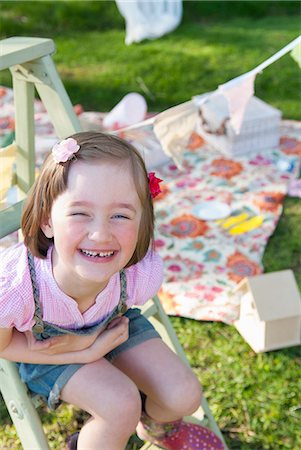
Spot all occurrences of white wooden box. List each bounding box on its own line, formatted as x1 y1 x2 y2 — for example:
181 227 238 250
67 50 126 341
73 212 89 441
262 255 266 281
196 95 282 157
233 270 301 353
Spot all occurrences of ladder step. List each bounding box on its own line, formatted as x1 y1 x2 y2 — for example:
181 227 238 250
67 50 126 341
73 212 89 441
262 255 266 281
0 37 55 70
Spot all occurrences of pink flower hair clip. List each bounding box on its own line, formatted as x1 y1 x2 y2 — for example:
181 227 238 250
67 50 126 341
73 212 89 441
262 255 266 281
52 138 80 163
148 172 163 199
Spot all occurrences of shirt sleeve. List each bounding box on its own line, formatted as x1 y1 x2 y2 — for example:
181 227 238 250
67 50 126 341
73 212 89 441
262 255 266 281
0 245 35 331
125 250 164 307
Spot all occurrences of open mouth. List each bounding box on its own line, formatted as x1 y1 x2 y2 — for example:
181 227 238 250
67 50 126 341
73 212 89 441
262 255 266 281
80 249 115 258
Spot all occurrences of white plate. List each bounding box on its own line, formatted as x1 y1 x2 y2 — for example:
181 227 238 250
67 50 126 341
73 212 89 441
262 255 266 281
192 201 231 220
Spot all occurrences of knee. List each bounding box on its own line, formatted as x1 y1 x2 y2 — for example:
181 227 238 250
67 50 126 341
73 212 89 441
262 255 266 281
182 372 203 415
166 370 202 417
109 380 142 432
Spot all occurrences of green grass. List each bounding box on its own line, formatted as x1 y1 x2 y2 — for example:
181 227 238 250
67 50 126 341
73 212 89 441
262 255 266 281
1 1 300 117
172 319 301 450
0 1 301 449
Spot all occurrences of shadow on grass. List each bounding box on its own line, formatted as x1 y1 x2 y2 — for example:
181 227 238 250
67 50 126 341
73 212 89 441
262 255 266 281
0 394 11 425
1 17 300 118
1 1 299 40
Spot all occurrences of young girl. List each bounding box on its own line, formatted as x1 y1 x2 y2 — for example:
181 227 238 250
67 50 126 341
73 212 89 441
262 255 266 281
0 132 224 450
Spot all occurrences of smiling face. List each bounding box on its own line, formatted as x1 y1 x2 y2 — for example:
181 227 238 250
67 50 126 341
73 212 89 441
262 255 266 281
42 159 142 300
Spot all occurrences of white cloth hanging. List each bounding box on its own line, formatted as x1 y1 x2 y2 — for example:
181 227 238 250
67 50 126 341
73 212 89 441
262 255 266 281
115 0 183 45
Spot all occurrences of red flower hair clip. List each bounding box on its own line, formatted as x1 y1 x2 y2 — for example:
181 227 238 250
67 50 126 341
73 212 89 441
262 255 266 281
148 172 163 199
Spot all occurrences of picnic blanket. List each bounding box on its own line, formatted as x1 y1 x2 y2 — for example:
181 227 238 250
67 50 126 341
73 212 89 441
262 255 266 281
1 86 301 324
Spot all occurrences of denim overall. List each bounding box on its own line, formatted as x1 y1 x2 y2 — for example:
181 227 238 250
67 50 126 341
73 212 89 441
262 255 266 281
18 250 159 409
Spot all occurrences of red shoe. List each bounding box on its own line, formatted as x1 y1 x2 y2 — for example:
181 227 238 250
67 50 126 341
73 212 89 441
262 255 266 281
137 412 224 450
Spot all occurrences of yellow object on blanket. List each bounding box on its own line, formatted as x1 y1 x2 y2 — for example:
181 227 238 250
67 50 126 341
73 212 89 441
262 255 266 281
229 215 264 235
219 213 249 229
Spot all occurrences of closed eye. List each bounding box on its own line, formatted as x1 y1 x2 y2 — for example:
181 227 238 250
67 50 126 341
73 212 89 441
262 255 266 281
112 214 130 219
70 212 88 216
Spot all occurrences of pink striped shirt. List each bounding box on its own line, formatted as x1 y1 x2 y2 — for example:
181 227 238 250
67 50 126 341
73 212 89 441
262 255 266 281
0 243 163 332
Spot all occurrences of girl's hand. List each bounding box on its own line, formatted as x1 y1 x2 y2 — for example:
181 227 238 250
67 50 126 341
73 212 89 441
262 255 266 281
25 330 54 353
106 315 124 330
24 330 100 355
24 316 129 358
81 316 129 363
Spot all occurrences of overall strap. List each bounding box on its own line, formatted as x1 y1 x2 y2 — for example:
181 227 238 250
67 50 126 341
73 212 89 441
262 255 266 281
118 269 128 314
27 249 45 334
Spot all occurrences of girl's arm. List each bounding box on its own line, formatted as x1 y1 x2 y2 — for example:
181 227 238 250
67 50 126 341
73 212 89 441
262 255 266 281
0 317 129 365
0 328 13 352
25 329 101 354
23 316 126 355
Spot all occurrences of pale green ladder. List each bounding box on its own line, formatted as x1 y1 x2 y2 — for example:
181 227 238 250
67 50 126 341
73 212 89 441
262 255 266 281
0 37 227 450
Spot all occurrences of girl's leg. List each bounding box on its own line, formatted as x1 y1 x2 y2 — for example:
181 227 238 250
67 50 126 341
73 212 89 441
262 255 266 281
60 357 142 450
112 338 202 421
112 339 225 449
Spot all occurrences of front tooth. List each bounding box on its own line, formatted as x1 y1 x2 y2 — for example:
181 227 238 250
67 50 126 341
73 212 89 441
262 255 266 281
82 250 113 257
82 250 98 256
99 251 114 257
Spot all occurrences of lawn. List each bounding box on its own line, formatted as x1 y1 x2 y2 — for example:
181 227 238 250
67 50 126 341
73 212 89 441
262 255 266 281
0 1 301 449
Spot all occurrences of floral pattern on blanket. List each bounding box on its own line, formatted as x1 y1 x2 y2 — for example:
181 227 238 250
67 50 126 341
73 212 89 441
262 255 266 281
1 85 301 323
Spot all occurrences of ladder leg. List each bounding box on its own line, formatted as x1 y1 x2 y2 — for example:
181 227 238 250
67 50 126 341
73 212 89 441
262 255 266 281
0 359 50 450
33 55 82 137
11 75 35 195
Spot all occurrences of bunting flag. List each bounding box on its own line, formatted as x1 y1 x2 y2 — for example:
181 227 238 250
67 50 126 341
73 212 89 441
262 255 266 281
291 40 301 68
216 35 301 134
153 100 198 167
217 71 256 134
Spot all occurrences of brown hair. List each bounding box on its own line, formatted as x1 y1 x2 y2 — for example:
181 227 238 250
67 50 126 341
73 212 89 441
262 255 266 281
21 131 154 267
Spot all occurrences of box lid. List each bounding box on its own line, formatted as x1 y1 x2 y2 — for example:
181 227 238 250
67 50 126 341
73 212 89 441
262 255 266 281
238 270 301 321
